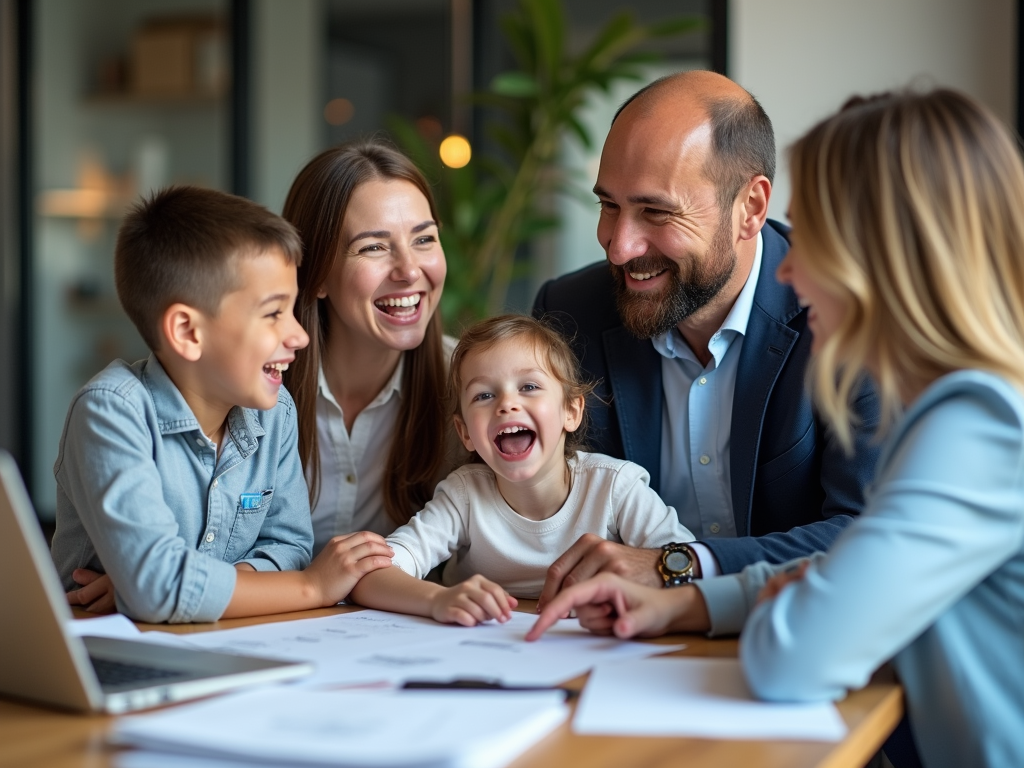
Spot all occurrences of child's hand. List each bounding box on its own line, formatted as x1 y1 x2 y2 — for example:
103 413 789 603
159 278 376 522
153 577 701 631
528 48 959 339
430 575 518 627
303 531 394 606
757 560 810 605
66 568 117 614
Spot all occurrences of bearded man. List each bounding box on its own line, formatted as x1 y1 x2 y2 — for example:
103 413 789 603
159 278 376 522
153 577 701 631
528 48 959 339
533 71 881 608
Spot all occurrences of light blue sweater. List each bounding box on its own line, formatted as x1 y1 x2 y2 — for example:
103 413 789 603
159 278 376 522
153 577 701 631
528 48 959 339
695 371 1024 768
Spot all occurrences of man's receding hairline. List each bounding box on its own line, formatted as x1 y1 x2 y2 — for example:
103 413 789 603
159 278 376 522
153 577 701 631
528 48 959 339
612 72 756 127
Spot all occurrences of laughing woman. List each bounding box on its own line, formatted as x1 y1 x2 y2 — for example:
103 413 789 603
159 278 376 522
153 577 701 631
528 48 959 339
282 142 457 554
529 89 1024 768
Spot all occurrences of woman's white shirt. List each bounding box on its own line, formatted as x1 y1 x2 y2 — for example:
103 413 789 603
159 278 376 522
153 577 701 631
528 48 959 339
310 336 457 554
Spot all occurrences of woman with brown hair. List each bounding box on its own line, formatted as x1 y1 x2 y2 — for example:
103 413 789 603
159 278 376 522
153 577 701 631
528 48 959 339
282 141 456 553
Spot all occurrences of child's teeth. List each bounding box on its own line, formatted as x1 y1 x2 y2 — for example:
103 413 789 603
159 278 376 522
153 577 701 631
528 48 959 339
500 426 525 434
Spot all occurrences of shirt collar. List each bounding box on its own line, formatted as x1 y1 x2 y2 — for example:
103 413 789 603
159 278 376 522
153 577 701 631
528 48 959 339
652 230 764 361
143 354 265 449
317 353 405 412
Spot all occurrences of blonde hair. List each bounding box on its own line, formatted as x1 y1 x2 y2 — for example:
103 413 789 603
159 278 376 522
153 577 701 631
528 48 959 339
789 89 1024 450
449 315 596 457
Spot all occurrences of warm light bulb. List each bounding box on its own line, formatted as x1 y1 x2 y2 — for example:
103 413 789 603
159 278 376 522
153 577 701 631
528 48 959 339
324 98 354 126
439 134 472 168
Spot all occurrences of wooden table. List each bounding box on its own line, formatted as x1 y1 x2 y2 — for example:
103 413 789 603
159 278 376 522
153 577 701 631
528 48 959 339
0 604 903 768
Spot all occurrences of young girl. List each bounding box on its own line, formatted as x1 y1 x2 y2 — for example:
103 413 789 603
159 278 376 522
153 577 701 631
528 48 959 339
350 315 695 626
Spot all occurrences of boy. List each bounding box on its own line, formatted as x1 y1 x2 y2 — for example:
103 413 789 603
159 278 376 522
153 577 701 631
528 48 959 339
52 187 393 623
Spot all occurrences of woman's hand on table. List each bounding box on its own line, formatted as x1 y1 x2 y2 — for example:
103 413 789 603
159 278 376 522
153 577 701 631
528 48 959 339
66 568 117 614
526 573 710 641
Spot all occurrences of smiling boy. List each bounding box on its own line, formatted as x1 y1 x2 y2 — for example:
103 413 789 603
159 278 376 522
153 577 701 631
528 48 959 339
51 187 393 623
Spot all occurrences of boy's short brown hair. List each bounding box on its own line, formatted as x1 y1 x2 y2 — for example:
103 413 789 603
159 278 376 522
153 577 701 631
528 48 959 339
114 186 303 351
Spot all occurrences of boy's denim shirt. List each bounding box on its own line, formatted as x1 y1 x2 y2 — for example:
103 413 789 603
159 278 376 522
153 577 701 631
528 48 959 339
51 354 313 623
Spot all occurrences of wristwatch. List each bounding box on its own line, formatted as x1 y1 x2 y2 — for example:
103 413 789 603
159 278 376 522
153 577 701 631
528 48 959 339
658 542 697 587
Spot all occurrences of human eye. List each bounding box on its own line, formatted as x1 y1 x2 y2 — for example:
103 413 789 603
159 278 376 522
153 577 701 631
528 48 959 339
597 199 618 214
357 242 387 255
642 207 675 225
414 234 437 246
265 309 284 321
471 391 493 403
520 382 540 393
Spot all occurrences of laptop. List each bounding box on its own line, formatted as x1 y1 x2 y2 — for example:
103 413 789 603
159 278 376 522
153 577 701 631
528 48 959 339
0 450 313 714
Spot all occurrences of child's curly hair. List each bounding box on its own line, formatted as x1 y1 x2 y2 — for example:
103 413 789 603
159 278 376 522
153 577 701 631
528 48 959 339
448 314 596 457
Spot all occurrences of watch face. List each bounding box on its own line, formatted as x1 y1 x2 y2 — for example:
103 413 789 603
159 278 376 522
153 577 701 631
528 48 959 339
664 550 692 573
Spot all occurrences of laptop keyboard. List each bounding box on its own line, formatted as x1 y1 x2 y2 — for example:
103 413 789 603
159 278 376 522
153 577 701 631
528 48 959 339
90 657 186 687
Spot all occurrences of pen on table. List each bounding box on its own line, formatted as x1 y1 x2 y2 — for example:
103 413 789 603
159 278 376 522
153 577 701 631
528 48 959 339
401 679 578 700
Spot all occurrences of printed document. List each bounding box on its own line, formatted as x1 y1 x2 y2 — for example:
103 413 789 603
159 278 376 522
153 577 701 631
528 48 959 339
573 657 848 741
162 609 682 688
113 687 568 768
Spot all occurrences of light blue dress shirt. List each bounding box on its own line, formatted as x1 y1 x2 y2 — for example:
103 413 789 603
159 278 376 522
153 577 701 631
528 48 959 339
51 355 313 623
696 370 1024 768
655 233 763 541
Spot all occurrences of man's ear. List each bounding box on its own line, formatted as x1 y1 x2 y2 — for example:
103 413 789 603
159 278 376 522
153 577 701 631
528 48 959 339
736 175 772 241
161 303 205 363
563 395 585 434
453 413 476 452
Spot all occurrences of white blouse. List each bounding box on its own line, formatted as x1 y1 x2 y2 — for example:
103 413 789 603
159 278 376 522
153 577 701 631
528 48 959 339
310 336 457 554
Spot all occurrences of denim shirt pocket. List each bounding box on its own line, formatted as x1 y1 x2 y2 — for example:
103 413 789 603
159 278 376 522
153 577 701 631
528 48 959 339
224 488 274 562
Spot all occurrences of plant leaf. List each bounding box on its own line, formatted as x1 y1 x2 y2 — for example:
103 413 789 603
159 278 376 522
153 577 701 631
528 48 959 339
491 71 539 98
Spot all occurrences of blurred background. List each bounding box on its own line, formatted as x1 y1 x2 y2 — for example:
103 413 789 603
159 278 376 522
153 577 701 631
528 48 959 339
0 0 1016 521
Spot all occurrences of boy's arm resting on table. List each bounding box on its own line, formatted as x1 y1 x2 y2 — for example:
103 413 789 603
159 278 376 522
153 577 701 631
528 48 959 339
55 390 239 623
223 531 393 618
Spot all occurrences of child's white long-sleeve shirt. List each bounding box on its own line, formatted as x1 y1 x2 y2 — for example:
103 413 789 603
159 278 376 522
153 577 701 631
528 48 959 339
386 451 695 598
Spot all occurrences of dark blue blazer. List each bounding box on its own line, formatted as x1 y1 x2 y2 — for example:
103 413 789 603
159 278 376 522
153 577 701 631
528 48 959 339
533 220 881 573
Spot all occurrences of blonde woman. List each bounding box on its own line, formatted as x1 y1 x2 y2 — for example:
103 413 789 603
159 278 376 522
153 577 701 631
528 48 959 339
529 89 1024 768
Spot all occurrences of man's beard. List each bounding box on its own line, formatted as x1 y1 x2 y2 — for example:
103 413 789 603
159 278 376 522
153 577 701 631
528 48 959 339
611 215 737 339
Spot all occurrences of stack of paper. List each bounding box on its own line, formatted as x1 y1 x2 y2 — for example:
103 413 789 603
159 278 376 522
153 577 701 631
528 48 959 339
146 610 682 688
573 657 848 741
113 687 568 768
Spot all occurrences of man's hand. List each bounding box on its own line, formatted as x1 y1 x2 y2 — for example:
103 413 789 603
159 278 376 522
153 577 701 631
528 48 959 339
537 534 671 612
430 574 518 627
66 569 117 614
527 573 710 641
757 560 810 605
302 531 395 607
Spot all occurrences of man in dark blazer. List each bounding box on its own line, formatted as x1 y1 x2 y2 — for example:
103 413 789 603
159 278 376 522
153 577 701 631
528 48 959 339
534 71 879 607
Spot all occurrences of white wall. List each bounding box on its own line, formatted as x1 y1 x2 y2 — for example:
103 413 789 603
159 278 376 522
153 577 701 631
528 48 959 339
252 0 323 213
731 0 1016 221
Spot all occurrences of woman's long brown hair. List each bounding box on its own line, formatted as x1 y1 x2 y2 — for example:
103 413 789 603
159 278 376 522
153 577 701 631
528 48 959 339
281 141 448 526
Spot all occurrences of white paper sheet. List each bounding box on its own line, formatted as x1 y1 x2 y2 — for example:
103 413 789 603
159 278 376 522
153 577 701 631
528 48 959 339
112 688 568 768
169 610 682 688
573 657 848 741
67 613 142 639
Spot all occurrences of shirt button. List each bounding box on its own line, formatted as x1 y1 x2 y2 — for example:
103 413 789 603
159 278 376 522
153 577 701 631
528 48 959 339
205 532 215 543
698 377 708 386
699 454 711 465
195 438 205 447
346 474 356 484
212 479 218 489
710 523 721 534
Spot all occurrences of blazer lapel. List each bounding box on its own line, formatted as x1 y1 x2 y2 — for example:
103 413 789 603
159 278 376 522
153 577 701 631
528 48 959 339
730 224 801 536
603 326 664 492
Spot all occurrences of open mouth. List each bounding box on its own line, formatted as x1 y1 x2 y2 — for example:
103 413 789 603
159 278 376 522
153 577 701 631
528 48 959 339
628 268 668 282
494 425 536 457
263 362 289 382
374 293 422 318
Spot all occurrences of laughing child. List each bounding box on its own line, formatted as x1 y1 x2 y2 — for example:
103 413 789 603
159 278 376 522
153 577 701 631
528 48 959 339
350 314 695 625
52 187 393 623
